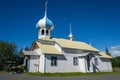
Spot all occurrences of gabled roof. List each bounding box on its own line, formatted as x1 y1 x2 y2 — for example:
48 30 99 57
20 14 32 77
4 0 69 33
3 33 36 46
53 38 99 51
36 42 62 55
24 38 112 59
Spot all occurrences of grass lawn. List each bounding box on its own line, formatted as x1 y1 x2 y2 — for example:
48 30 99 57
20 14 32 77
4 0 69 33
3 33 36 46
26 72 118 76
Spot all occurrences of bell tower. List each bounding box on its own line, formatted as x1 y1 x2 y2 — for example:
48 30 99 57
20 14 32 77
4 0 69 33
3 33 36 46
36 1 54 39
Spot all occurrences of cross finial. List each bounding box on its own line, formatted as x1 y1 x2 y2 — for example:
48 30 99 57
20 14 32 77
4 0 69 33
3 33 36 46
88 39 92 46
70 23 72 34
45 1 48 13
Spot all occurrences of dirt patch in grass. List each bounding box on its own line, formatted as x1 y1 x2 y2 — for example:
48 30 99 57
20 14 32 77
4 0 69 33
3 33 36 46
113 67 120 72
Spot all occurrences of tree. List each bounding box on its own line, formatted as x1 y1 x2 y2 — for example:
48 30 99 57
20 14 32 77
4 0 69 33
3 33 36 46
105 47 111 56
18 47 30 65
0 40 17 70
112 56 120 68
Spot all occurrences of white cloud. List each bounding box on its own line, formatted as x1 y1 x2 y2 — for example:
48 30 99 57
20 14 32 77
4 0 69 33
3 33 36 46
110 46 120 57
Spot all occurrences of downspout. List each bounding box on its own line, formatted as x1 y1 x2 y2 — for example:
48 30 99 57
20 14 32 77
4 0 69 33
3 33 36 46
38 56 40 72
36 56 37 72
28 56 30 72
44 54 46 73
84 56 87 73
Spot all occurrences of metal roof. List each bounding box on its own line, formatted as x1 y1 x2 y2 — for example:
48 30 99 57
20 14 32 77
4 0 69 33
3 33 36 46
36 42 62 55
53 38 99 51
99 51 112 58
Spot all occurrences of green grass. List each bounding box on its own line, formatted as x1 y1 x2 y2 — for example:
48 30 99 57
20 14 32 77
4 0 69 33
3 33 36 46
26 72 118 77
26 67 120 76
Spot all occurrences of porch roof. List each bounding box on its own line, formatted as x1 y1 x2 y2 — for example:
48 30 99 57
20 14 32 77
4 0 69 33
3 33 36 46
78 53 90 57
99 52 112 58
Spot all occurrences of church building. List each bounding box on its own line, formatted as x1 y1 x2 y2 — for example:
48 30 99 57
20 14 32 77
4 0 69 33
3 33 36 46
23 2 112 73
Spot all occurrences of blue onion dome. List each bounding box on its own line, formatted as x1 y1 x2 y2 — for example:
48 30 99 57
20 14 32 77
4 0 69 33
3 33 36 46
36 13 54 30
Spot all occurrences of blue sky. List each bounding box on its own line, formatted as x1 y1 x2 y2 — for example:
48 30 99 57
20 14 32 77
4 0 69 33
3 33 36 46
0 0 120 56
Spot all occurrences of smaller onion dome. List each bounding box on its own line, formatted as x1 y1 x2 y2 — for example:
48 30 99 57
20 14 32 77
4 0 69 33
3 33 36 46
69 33 73 39
36 13 54 30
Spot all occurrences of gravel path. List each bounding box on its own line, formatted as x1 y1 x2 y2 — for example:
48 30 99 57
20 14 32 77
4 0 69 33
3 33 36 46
0 72 120 80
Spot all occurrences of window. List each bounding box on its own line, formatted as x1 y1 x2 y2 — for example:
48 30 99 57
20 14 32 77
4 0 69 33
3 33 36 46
41 30 44 35
51 56 57 66
46 30 49 35
73 57 79 66
94 58 98 66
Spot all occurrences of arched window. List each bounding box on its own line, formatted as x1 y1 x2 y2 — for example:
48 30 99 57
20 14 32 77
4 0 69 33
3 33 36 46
46 30 49 35
41 30 44 35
